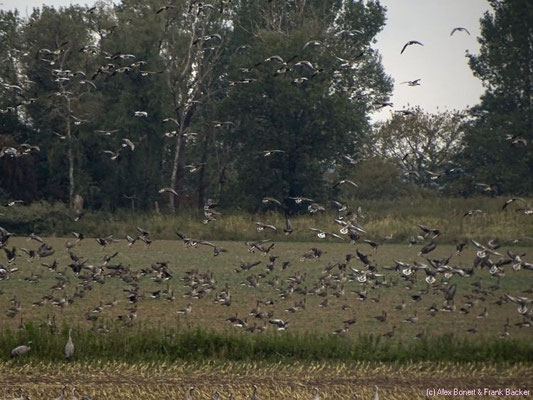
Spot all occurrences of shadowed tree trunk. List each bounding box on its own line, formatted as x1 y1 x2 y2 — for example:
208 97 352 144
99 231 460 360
197 125 213 209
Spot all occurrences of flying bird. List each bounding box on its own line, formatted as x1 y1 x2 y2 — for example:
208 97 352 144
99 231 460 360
156 5 175 14
261 150 285 157
333 179 358 189
401 79 421 86
122 138 135 151
159 187 180 197
450 27 471 36
400 40 423 54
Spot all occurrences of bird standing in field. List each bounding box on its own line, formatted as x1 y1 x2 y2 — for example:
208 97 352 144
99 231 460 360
10 341 32 358
65 328 74 360
373 385 380 400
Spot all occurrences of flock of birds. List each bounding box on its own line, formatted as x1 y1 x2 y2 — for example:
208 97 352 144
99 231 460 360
0 2 531 400
1 192 532 338
1 190 532 398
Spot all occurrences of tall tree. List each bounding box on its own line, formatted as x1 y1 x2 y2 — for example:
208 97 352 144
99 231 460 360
0 11 39 201
215 0 392 211
20 5 103 207
461 0 533 194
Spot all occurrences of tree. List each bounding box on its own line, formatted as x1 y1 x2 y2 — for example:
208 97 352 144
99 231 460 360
19 5 103 208
370 107 465 189
214 0 392 211
0 11 39 202
460 0 533 194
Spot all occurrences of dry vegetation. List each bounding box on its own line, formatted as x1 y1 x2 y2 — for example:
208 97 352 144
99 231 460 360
1 361 532 399
1 196 532 244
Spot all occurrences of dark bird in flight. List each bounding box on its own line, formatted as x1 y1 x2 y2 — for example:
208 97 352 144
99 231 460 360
401 79 421 86
400 40 423 54
450 27 470 36
156 5 175 14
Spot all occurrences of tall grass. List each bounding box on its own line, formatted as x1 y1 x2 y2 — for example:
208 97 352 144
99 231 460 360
0 196 531 244
1 323 532 363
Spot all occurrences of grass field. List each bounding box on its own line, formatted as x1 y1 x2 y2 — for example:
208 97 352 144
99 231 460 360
0 238 531 340
1 231 532 398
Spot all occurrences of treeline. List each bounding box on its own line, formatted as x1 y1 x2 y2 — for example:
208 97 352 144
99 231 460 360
0 0 531 213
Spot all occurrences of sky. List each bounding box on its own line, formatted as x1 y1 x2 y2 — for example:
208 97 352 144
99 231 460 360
372 0 490 121
0 0 492 121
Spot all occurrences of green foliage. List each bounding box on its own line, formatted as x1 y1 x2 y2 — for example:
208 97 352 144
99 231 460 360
461 0 533 194
1 323 531 363
215 1 392 211
344 158 417 199
0 1 392 212
370 107 465 192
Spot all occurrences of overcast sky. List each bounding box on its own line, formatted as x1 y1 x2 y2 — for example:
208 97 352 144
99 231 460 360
0 0 491 121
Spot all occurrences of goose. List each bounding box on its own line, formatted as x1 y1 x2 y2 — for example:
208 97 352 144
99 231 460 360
261 149 284 157
395 109 414 116
502 197 526 209
294 60 315 71
373 385 379 400
508 136 527 146
400 79 421 86
309 228 343 240
363 239 379 252
463 209 483 217
450 27 470 36
403 311 418 323
159 187 180 197
303 40 322 50
383 325 396 338
184 163 205 173
185 387 195 400
269 318 289 330
255 222 277 232
394 299 406 311
251 385 263 400
65 328 74 360
156 5 176 14
419 241 437 256
199 241 227 256
308 203 326 214
177 303 192 314
102 150 121 161
400 40 423 54
134 111 147 117
289 196 314 204
332 179 358 189
122 138 135 151
312 387 320 400
10 341 32 358
333 326 349 336
374 311 387 322
262 55 285 64
292 77 308 84
261 197 282 206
